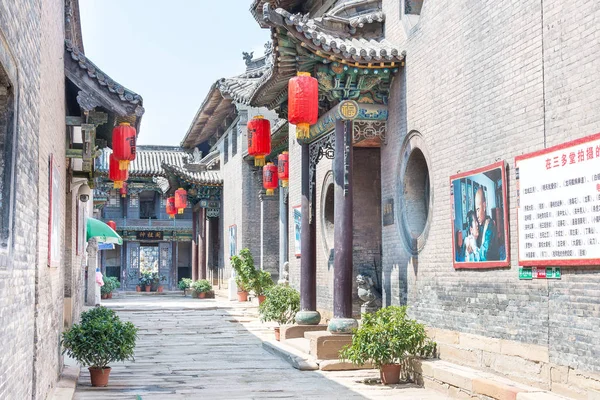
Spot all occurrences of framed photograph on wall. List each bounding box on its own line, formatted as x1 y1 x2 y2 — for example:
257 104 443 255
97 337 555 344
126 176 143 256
228 225 237 258
450 161 510 269
293 205 301 257
48 154 62 267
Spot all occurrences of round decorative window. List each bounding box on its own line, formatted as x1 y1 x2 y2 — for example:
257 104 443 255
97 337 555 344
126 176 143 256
320 171 335 257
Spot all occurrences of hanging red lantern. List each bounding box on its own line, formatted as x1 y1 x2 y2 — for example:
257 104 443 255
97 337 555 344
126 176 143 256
247 115 271 166
288 72 318 140
109 153 128 189
112 122 137 170
174 188 188 215
263 162 278 196
166 197 177 218
120 182 128 198
277 151 289 187
107 221 117 231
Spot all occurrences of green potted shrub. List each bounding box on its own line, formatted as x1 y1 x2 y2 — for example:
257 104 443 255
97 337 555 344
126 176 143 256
150 272 167 292
192 279 212 299
339 306 436 385
140 271 153 292
258 285 300 341
178 278 193 296
61 306 138 387
231 249 257 302
101 276 120 299
250 270 274 304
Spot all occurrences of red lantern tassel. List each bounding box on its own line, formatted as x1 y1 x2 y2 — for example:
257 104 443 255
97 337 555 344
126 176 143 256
178 209 184 215
119 160 130 171
296 123 310 140
254 155 266 167
281 179 289 188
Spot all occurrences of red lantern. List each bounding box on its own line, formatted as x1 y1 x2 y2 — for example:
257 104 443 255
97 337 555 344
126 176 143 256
166 197 177 218
120 182 128 198
247 115 271 166
288 72 318 140
107 221 117 231
112 122 137 170
174 188 187 215
109 153 128 189
277 152 289 187
263 163 278 196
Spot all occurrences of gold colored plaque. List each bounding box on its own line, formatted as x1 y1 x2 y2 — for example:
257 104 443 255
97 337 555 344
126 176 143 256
338 100 359 120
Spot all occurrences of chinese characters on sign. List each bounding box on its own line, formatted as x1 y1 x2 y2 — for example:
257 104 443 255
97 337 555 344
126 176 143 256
135 231 164 241
516 133 600 266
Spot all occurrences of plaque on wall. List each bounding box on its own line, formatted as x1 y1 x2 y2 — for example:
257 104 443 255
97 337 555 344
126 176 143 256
383 198 394 226
135 231 164 241
516 132 600 266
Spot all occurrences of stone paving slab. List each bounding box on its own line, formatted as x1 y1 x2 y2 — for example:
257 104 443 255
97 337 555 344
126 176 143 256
73 295 449 400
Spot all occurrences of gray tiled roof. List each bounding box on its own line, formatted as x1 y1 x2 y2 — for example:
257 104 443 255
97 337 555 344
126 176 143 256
161 163 223 186
96 146 187 177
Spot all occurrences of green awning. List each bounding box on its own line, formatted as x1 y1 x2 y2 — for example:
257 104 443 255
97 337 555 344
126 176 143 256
86 218 123 245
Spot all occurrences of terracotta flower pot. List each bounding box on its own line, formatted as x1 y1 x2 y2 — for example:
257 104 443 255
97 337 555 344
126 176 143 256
274 327 281 341
198 292 206 299
380 364 401 385
89 367 111 387
107 292 113 299
157 286 164 293
257 295 266 305
101 293 107 300
136 285 141 292
237 291 248 302
145 285 151 292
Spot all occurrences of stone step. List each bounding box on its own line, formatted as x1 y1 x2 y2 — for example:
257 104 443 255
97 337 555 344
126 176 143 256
304 330 353 360
284 338 310 355
413 359 573 400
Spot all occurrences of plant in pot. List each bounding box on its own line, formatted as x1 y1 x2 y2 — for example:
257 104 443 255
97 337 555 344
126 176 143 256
178 278 193 296
139 271 153 292
231 248 257 302
101 276 120 299
151 273 167 292
192 279 212 299
258 285 300 341
339 306 436 385
250 270 273 305
61 306 138 387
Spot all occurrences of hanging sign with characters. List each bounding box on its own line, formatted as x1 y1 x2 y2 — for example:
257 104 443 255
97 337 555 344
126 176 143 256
516 132 600 266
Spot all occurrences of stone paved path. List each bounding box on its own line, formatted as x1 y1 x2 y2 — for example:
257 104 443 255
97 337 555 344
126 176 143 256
73 294 449 400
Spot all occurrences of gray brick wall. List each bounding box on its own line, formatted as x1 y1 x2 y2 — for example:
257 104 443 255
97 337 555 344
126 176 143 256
377 0 600 375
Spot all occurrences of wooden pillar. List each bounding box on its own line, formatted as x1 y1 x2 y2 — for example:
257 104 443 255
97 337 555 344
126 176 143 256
199 208 207 280
295 143 321 325
328 120 358 333
278 186 288 281
192 210 198 281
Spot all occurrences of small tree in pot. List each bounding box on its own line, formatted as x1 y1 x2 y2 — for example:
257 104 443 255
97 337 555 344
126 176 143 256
192 279 212 299
231 249 256 301
178 278 193 296
61 306 137 387
339 306 436 385
258 285 300 340
250 270 274 304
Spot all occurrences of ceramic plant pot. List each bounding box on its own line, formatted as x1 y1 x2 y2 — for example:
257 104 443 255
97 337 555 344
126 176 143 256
237 291 248 302
380 364 401 385
89 367 111 387
274 327 281 341
257 295 266 305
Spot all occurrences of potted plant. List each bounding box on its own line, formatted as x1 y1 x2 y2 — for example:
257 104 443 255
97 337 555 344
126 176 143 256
258 285 300 341
178 278 193 296
101 276 120 299
339 306 436 385
231 248 256 302
153 273 167 292
139 271 153 292
192 279 212 299
61 306 138 387
250 270 273 304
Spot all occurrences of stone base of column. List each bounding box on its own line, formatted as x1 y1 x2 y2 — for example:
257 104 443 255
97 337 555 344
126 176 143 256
295 310 322 325
228 276 238 301
328 317 358 334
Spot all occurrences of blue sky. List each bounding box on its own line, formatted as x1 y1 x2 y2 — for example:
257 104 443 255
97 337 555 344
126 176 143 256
79 1 270 146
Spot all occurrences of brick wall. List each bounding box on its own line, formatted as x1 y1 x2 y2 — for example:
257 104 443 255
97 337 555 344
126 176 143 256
377 0 600 385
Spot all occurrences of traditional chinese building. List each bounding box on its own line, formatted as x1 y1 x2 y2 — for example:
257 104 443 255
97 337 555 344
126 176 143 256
239 0 600 397
95 146 222 290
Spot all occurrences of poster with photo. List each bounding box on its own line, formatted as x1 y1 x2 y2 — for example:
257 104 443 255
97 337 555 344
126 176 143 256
450 161 509 269
229 225 237 258
293 205 301 257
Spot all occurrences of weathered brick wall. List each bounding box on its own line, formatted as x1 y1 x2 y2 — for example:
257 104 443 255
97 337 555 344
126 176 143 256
0 0 42 399
34 0 67 397
379 0 600 382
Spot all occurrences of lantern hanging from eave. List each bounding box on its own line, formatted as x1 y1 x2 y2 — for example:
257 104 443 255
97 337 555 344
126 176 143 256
174 188 187 215
107 220 117 231
109 153 128 189
166 197 177 218
112 122 137 171
120 182 128 198
288 72 318 140
247 115 271 167
263 162 278 196
277 151 289 187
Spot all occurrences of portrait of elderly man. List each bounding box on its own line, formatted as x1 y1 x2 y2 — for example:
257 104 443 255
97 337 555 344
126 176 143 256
474 187 499 261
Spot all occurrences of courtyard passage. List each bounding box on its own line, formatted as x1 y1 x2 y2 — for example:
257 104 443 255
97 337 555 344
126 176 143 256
73 294 448 399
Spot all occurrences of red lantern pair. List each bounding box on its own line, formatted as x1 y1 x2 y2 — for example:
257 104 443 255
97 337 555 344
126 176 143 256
112 122 137 171
288 72 318 140
166 197 177 218
175 188 187 214
109 153 128 189
247 116 271 166
263 163 278 196
277 152 289 187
